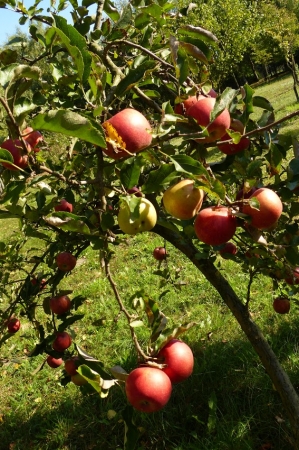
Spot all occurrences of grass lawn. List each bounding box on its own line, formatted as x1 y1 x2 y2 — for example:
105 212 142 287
1 75 299 450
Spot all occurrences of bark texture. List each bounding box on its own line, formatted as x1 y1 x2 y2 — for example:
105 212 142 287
154 224 299 446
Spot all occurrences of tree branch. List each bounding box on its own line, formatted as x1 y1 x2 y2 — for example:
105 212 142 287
94 0 105 31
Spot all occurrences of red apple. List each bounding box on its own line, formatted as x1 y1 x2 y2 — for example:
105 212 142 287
31 278 47 290
55 199 73 213
242 188 283 230
64 356 80 376
208 88 218 98
56 252 77 272
284 267 299 285
153 247 167 261
187 97 231 142
1 139 29 170
7 318 21 333
52 331 72 352
157 339 194 384
102 109 152 160
219 242 237 258
217 119 250 155
273 297 290 314
125 367 172 413
46 355 63 368
162 179 204 220
127 186 143 197
174 95 204 115
194 206 237 246
22 127 43 151
49 295 71 315
236 186 258 201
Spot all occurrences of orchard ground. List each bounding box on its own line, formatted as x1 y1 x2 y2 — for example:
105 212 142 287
1 75 299 449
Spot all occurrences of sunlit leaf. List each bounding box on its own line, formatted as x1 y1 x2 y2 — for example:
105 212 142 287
31 110 106 147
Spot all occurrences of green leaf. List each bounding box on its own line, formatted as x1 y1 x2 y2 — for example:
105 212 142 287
242 84 255 118
210 87 237 122
0 63 18 88
12 64 41 81
169 155 209 177
208 391 217 433
119 157 143 188
53 17 92 83
177 46 189 84
0 49 18 65
178 25 218 45
100 212 115 231
31 110 106 147
114 61 157 97
14 97 38 122
76 345 112 379
123 406 142 450
178 36 212 61
43 212 91 234
142 165 178 194
253 95 274 111
180 41 209 65
58 314 85 330
103 0 120 22
0 149 13 163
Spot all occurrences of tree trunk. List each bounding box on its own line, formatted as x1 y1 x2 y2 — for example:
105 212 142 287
286 55 299 102
154 224 299 447
249 56 260 82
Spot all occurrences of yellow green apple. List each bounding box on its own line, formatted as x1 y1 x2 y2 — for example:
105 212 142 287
118 198 157 235
163 179 204 220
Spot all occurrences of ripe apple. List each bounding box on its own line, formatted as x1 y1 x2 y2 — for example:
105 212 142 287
242 188 283 230
236 186 258 201
284 267 299 285
127 186 143 197
194 206 237 246
1 139 29 170
117 198 157 235
22 127 43 151
162 179 204 220
56 252 77 272
273 297 290 314
187 97 231 142
217 118 250 155
157 339 194 384
219 242 237 258
49 295 71 315
153 246 167 261
102 108 152 160
52 331 72 352
125 367 172 413
31 278 47 290
55 199 73 213
65 356 80 376
174 95 204 115
208 88 218 98
46 355 63 368
7 317 21 333
71 373 88 386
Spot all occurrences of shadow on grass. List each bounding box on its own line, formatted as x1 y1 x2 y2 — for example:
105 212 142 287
1 326 298 450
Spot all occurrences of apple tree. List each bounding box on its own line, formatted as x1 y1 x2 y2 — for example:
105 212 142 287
1 0 299 447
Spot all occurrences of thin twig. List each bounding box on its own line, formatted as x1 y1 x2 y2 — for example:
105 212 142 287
105 259 149 361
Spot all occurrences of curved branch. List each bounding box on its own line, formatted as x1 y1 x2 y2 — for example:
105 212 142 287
153 223 299 445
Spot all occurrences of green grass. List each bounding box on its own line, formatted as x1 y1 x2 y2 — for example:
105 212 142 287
1 75 299 450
